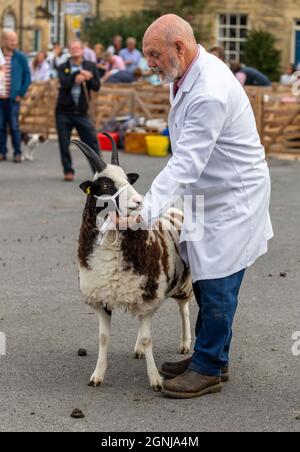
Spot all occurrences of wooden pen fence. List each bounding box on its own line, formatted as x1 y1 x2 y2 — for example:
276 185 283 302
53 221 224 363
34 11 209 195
20 81 300 160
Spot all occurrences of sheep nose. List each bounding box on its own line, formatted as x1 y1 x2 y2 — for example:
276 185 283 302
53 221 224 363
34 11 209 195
133 194 143 205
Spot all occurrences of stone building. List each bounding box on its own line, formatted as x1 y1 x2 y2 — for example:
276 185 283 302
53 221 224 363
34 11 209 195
0 1 98 52
0 0 299 68
199 0 300 67
98 0 300 67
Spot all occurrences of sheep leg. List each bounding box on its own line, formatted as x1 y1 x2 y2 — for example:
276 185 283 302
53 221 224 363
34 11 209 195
138 314 162 391
134 328 145 359
177 300 191 354
89 306 112 387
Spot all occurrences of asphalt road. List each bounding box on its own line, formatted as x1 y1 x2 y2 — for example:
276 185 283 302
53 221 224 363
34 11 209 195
0 142 299 432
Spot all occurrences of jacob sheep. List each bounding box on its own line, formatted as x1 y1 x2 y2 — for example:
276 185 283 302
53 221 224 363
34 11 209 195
73 135 193 391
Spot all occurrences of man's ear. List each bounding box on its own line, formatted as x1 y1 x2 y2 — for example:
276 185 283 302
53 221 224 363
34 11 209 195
175 40 185 57
79 181 93 195
127 173 140 185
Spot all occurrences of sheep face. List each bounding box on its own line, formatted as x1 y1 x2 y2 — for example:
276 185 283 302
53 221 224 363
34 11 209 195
80 164 143 219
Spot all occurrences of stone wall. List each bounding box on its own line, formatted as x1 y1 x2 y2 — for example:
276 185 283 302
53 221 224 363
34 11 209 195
205 0 300 67
0 0 44 52
99 0 300 68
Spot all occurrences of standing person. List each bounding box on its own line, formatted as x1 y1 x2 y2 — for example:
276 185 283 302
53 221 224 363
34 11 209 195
0 48 5 96
208 46 225 62
47 42 69 79
119 37 142 73
230 62 271 86
30 51 50 82
83 41 97 63
107 35 123 55
0 31 31 163
55 40 101 181
94 43 106 78
122 14 273 399
280 63 297 85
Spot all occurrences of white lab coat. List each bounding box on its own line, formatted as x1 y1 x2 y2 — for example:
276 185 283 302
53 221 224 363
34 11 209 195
140 45 273 282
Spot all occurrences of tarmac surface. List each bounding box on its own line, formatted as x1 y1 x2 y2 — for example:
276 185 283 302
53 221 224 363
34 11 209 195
0 141 299 432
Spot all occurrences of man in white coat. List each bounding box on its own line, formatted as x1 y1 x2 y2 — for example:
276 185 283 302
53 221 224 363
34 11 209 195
134 15 273 399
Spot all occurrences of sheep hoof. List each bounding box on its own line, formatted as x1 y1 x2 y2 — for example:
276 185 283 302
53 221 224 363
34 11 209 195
134 351 145 359
178 345 190 354
150 375 163 392
88 380 102 387
88 373 103 387
152 384 162 392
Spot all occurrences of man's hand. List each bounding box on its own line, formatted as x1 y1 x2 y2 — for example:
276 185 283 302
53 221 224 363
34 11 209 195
75 74 86 85
109 212 142 230
80 70 93 81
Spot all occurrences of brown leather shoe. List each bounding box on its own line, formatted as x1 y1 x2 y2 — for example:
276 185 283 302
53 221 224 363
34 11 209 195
162 370 222 399
160 357 192 379
0 155 7 162
13 154 22 163
160 357 229 382
64 172 74 182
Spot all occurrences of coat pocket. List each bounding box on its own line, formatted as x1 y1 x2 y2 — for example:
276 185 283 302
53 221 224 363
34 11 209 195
186 182 237 223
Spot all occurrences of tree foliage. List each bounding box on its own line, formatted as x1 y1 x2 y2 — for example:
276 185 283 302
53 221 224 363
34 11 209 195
84 1 207 49
243 29 281 81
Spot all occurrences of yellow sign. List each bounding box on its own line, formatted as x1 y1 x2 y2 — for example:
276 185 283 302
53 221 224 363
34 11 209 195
72 16 81 30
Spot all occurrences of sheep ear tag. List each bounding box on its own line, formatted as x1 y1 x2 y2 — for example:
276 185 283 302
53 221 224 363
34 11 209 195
79 181 92 195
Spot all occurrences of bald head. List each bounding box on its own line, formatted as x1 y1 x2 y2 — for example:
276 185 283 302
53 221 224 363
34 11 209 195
144 14 196 46
2 31 18 52
143 14 198 83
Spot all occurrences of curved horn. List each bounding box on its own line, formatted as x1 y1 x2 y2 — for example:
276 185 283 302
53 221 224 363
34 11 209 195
71 140 107 173
102 132 119 166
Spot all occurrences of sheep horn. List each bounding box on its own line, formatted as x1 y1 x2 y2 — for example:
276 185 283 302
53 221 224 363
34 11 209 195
71 140 107 173
101 132 119 166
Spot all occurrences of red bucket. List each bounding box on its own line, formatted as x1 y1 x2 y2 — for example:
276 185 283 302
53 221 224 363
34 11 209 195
97 132 119 152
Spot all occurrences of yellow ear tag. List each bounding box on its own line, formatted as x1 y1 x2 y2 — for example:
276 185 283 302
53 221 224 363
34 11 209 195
86 187 91 196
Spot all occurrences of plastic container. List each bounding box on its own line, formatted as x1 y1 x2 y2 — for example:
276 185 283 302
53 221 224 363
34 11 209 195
145 135 169 157
124 132 157 154
97 132 119 152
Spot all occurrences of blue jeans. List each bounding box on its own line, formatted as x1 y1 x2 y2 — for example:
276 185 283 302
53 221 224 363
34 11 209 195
189 269 245 377
0 99 22 156
56 112 100 174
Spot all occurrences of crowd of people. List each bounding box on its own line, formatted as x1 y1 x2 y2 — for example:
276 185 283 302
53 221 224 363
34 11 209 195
26 35 161 86
0 29 299 178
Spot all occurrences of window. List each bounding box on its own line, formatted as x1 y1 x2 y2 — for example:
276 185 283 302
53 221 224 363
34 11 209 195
34 30 42 52
48 0 65 46
3 12 16 31
218 14 249 63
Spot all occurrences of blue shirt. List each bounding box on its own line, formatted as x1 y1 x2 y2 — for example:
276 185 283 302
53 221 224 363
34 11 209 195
70 63 82 105
119 48 142 73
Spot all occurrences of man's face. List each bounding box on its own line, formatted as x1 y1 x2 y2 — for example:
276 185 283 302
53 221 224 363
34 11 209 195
69 42 83 59
114 37 122 48
54 44 62 54
127 40 136 51
3 33 17 52
143 38 181 83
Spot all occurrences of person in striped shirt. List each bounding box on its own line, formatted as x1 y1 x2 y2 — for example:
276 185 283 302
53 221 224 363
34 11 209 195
0 48 5 96
0 31 31 162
